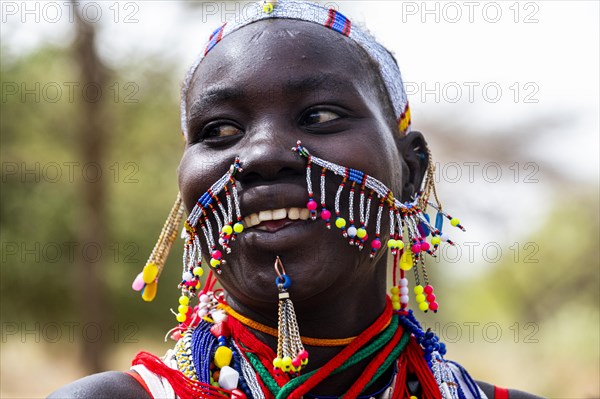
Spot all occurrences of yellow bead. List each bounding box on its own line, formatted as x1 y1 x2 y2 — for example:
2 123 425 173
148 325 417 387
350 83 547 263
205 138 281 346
179 295 189 306
415 294 426 303
178 305 188 314
387 239 396 248
176 313 186 323
450 217 460 227
214 346 233 368
400 251 413 271
431 236 441 245
141 281 157 302
356 228 367 239
142 263 159 284
391 295 400 303
195 281 201 290
233 222 244 233
282 356 292 366
222 225 233 235
414 285 424 295
392 302 401 311
210 258 221 268
273 357 282 368
390 286 399 294
263 3 273 13
193 267 203 276
397 240 405 250
419 302 429 312
335 218 346 229
301 358 308 366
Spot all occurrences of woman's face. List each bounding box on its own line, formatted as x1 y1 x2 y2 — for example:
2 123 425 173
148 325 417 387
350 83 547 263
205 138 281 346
179 19 405 310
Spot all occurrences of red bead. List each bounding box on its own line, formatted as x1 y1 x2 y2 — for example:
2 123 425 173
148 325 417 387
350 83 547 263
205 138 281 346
411 244 421 253
426 294 436 303
429 301 439 311
307 200 318 211
211 250 222 260
424 285 434 294
298 350 308 360
210 322 230 338
292 357 301 367
371 239 381 249
320 209 331 220
231 389 247 399
420 241 430 251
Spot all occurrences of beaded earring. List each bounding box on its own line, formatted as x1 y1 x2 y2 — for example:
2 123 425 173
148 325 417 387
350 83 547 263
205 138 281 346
291 140 465 313
271 256 309 376
132 192 185 302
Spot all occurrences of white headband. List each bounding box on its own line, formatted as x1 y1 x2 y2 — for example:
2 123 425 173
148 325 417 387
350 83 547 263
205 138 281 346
180 0 411 136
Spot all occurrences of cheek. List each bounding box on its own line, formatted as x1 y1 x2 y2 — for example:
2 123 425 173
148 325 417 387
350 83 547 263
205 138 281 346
177 147 232 212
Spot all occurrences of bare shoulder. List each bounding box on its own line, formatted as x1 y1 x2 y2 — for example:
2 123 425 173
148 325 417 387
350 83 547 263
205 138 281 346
47 371 151 399
477 380 546 399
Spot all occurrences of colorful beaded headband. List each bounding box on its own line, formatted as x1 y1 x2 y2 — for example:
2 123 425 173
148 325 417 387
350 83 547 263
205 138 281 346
180 0 411 136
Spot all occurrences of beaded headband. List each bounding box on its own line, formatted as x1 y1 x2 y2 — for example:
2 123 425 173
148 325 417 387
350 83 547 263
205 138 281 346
180 0 411 136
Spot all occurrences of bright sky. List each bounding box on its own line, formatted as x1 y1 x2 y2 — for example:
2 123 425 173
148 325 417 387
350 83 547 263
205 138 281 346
2 0 599 274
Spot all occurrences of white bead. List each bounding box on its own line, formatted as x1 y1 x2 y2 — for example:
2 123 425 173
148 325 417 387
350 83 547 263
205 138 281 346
212 310 227 323
182 272 193 281
218 366 239 390
199 294 209 303
347 226 357 237
441 233 449 242
199 308 208 317
400 287 409 295
399 278 409 287
400 295 409 304
218 237 225 246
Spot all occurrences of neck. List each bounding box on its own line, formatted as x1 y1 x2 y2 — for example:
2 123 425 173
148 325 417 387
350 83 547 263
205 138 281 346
225 255 391 395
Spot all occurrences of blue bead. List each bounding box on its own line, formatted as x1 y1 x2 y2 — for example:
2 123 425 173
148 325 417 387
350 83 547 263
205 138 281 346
435 212 444 232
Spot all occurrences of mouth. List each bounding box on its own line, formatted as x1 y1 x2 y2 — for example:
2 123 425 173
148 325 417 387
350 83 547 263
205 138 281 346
243 207 311 232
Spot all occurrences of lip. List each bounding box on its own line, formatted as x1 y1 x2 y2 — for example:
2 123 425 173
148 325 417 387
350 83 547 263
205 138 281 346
240 217 320 251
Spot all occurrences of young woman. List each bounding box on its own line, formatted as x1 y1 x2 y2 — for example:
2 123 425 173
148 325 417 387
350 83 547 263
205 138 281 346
50 1 543 398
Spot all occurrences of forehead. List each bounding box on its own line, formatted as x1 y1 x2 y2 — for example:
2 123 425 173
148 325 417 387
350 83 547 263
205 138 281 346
186 19 375 106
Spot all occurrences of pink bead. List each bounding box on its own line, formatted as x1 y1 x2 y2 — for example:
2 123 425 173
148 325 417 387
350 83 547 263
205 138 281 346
132 272 145 291
171 331 182 341
429 301 439 311
307 200 318 211
371 239 381 249
426 294 436 302
411 244 421 253
420 241 430 251
298 350 308 360
320 209 331 220
292 357 301 367
424 285 434 294
211 250 222 260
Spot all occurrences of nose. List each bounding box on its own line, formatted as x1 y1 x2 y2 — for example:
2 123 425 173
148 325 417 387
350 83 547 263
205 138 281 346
236 120 306 187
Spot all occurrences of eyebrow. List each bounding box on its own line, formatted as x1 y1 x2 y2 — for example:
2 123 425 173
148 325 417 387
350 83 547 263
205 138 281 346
187 73 360 122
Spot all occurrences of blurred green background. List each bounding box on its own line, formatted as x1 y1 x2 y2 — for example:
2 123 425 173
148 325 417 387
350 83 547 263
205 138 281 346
1 1 598 398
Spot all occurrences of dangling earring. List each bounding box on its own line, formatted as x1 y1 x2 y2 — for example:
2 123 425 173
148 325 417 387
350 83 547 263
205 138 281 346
291 140 465 314
271 256 309 376
132 193 185 302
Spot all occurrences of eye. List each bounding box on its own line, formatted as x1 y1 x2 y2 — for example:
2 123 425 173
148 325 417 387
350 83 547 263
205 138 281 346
199 122 243 141
299 109 342 127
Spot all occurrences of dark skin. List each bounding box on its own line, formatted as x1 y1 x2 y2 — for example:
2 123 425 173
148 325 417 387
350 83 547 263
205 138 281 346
49 19 542 399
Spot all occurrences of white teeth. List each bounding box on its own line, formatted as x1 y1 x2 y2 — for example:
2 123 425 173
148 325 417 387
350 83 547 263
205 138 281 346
299 208 310 220
258 210 273 222
288 207 300 220
272 208 287 220
243 207 308 228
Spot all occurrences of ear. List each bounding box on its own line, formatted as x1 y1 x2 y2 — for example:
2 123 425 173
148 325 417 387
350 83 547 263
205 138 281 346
396 131 429 203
